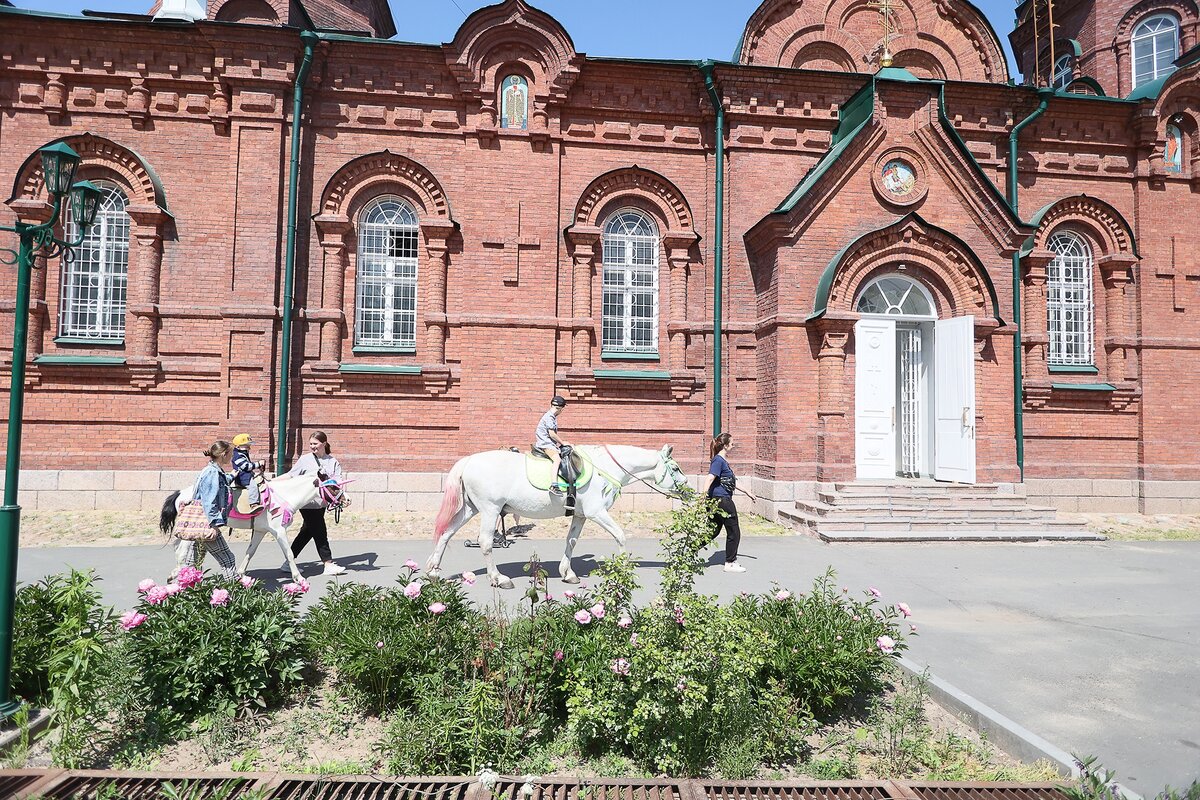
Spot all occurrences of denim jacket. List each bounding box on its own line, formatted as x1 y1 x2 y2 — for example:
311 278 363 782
195 461 231 527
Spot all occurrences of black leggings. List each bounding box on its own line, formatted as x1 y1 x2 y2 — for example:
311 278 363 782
290 508 332 563
711 496 741 563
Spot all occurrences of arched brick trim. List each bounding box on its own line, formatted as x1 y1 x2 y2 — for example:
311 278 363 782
319 151 453 223
8 132 167 210
816 213 1001 322
780 28 866 70
572 167 693 231
212 0 282 24
1114 0 1196 44
1028 196 1138 258
791 40 858 71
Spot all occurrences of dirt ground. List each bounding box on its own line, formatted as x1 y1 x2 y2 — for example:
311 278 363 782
14 508 1199 548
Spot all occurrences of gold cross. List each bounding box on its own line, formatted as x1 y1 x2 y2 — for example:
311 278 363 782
868 0 896 67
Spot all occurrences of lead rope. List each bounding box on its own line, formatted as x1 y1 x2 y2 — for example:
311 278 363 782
600 445 684 499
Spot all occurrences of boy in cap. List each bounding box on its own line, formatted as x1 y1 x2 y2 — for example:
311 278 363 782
535 396 571 496
231 433 264 512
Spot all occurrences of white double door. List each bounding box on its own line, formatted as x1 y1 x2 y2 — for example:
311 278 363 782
854 316 976 483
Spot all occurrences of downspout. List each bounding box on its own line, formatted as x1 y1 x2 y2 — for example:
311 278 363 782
275 30 318 473
700 61 726 437
1007 87 1053 479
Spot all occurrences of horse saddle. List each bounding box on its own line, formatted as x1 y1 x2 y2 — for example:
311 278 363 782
229 486 265 520
525 447 592 491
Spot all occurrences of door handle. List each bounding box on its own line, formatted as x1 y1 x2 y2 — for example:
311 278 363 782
891 406 896 429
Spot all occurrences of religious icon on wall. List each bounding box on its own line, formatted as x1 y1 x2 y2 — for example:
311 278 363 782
881 159 917 197
1165 124 1183 173
501 75 529 130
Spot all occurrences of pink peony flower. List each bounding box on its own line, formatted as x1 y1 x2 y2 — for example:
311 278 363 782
376 641 384 649
403 581 422 599
617 614 633 629
775 590 791 601
673 606 685 625
137 578 157 595
589 602 605 620
210 588 230 607
461 571 476 585
404 559 420 570
240 575 256 589
842 586 849 593
283 582 308 596
876 635 896 654
562 590 576 599
897 602 912 618
553 649 564 662
120 610 147 631
574 609 593 625
869 586 882 598
544 593 554 602
164 582 184 596
177 566 204 589
610 658 631 676
145 586 169 606
909 624 918 634
429 602 447 615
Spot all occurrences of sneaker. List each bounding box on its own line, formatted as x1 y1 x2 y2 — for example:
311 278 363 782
723 562 747 573
322 562 347 576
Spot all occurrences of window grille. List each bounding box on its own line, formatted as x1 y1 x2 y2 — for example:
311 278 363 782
855 275 935 318
1051 54 1072 90
1132 15 1178 88
1047 230 1094 366
60 180 129 341
355 197 419 349
602 209 659 353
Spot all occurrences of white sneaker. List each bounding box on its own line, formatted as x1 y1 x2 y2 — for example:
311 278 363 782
322 562 347 576
723 562 747 573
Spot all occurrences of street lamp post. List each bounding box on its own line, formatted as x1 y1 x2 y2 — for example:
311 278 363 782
0 142 101 718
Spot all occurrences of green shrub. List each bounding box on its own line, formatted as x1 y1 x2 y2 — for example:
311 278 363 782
122 570 305 725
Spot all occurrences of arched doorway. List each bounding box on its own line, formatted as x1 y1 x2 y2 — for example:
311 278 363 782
853 274 976 483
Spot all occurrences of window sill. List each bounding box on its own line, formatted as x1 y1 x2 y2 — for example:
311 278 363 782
54 337 124 347
593 369 670 381
601 351 660 362
339 363 422 375
34 355 126 366
352 345 416 355
1050 382 1116 392
1049 364 1099 374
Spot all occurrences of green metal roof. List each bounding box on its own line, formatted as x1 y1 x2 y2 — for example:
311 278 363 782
1126 74 1171 101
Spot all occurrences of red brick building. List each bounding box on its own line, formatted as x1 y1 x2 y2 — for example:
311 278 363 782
2 0 1198 522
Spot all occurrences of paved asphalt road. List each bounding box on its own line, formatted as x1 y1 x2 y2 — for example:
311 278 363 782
17 534 1200 792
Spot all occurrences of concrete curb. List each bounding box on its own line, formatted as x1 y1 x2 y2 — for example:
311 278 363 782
897 656 1143 800
0 706 50 757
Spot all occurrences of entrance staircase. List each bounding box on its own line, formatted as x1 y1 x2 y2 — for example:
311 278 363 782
779 480 1100 542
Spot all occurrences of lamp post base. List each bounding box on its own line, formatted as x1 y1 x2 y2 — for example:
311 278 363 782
0 504 21 718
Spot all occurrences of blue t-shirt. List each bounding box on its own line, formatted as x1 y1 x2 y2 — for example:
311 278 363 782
708 455 734 498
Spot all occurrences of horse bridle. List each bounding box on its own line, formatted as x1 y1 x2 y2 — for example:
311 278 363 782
601 445 687 499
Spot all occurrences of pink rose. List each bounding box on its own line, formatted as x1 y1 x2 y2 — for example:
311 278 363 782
210 588 230 607
610 658 631 676
177 566 204 589
137 579 156 595
403 582 422 599
589 602 605 620
574 610 593 625
876 635 896 654
775 590 791 601
429 602 447 615
145 586 169 606
240 575 256 589
617 615 633 629
461 572 476 585
404 559 420 570
120 610 147 631
897 602 912 618
869 586 882 598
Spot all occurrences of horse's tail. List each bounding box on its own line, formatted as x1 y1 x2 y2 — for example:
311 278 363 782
159 490 181 535
433 457 468 542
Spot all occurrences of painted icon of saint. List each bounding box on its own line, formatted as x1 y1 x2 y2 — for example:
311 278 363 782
501 75 528 130
1166 124 1183 173
881 159 916 196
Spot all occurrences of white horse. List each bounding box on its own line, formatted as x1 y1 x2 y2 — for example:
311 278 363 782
159 474 345 582
426 444 689 588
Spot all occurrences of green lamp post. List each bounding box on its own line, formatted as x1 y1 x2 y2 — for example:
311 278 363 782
0 142 102 718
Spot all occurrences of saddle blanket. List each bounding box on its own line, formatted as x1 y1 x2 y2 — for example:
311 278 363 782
524 453 593 491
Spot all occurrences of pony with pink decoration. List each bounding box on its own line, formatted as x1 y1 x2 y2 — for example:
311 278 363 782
159 473 350 583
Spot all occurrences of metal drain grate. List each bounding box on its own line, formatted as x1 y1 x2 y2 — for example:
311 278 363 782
39 773 254 799
267 777 473 800
491 779 685 800
0 771 44 797
700 783 896 800
903 785 1070 800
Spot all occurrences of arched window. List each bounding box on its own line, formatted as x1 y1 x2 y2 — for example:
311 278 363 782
60 180 129 341
1165 123 1184 172
1132 14 1179 88
855 274 936 318
1047 230 1094 366
1052 54 1073 90
602 209 659 353
356 197 420 349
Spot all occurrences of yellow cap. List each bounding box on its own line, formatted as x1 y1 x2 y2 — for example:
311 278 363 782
232 433 253 447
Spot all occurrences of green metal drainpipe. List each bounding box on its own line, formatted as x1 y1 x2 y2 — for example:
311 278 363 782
700 61 726 437
1007 87 1053 479
275 31 317 473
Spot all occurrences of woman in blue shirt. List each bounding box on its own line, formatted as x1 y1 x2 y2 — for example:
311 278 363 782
174 440 240 580
708 432 746 573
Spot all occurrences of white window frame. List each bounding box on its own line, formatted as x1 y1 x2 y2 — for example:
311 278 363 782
1052 54 1073 90
601 208 660 354
355 196 420 350
855 274 937 320
1047 230 1095 366
1131 14 1179 88
60 180 129 342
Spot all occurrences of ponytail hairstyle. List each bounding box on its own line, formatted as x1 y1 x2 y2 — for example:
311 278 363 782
709 432 732 461
203 440 232 461
310 430 332 455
